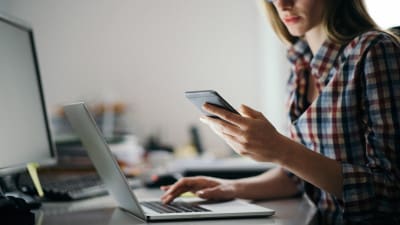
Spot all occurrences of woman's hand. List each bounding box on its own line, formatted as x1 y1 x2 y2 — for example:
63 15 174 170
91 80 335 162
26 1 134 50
201 103 345 198
200 103 285 163
160 176 237 204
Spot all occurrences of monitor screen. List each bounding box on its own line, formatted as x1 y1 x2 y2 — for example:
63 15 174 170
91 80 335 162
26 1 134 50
0 13 56 174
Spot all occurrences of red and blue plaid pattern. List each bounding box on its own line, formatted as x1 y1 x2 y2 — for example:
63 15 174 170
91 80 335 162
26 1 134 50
286 31 400 224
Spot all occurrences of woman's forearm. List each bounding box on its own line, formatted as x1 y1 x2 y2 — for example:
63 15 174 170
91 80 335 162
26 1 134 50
232 166 300 200
278 135 343 198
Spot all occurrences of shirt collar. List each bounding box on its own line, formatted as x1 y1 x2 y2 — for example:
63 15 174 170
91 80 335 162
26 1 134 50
287 38 344 91
287 39 312 65
310 38 343 80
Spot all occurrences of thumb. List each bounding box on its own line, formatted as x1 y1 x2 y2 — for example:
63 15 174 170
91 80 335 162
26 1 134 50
239 104 266 120
196 187 226 200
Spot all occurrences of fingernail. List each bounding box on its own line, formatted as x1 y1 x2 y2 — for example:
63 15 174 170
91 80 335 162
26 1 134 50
196 191 204 195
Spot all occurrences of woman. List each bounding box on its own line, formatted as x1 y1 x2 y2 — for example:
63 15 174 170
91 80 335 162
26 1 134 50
161 0 400 224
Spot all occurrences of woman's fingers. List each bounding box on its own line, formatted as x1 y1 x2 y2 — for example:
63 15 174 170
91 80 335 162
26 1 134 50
161 177 215 204
161 186 189 204
160 176 237 204
200 116 243 137
239 104 266 120
202 103 248 129
161 180 193 203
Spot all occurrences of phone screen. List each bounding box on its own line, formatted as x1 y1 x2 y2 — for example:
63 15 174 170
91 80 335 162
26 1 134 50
185 90 239 118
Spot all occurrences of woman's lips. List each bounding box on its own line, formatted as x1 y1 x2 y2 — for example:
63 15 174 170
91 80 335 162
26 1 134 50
283 16 301 24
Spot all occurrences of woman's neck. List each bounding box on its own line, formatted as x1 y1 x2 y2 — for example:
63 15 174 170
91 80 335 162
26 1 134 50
304 24 327 55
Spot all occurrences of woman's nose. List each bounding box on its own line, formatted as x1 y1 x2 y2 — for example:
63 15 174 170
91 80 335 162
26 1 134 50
271 0 294 10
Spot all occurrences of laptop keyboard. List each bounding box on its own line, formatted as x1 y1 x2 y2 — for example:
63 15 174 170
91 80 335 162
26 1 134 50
141 201 210 214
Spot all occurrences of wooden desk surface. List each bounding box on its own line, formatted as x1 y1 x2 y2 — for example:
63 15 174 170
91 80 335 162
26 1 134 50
35 188 317 225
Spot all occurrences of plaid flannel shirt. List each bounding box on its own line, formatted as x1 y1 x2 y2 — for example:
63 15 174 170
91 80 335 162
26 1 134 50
286 31 400 225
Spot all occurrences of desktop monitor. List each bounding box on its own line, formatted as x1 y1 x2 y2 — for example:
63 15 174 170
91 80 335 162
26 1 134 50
0 13 56 176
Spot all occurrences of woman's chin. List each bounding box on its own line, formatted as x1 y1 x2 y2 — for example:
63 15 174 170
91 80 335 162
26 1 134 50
287 30 305 37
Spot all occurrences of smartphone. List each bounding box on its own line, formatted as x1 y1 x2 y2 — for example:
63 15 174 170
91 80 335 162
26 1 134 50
184 90 239 118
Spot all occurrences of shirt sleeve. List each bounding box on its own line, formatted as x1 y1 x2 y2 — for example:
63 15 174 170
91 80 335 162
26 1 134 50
341 35 400 222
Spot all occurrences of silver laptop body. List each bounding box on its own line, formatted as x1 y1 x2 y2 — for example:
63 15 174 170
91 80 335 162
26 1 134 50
63 102 275 221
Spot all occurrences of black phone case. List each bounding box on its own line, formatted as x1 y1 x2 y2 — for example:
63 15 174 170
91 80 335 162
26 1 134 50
184 90 239 118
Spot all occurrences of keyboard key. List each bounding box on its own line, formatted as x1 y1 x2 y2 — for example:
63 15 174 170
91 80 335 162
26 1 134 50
141 201 210 214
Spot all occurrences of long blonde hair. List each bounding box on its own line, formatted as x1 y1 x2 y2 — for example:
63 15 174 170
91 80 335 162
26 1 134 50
263 0 383 45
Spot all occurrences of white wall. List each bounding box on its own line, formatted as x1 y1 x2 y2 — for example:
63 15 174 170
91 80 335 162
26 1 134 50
365 0 400 29
256 0 289 135
0 0 275 154
1 0 394 155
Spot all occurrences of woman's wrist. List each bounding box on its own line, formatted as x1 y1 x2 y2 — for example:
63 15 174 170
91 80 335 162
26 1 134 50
229 179 246 199
270 133 294 166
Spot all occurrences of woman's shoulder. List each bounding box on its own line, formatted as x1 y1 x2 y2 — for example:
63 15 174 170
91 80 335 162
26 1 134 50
342 30 399 58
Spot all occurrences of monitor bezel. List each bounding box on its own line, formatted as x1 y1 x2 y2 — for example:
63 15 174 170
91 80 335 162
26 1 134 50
0 12 57 175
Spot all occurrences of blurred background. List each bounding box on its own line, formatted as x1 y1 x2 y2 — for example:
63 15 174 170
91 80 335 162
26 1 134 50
0 0 398 158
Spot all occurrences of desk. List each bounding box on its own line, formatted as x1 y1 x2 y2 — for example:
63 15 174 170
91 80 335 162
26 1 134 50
35 188 317 225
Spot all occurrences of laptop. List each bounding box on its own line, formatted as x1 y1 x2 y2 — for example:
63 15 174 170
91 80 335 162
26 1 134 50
63 102 275 221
